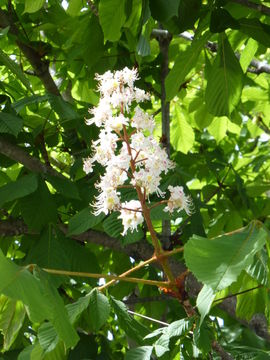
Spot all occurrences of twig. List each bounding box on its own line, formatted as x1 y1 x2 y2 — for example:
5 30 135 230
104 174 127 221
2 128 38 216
229 0 270 17
213 285 263 303
212 341 233 360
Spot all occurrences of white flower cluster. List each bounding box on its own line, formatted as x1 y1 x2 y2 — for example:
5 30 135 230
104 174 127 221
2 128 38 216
83 67 192 235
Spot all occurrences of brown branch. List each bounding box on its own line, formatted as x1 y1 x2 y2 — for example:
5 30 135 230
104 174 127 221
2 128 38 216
0 136 62 178
0 218 270 341
212 341 233 360
229 0 270 16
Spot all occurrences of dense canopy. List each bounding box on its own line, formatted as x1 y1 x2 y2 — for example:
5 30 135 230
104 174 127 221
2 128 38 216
0 0 270 359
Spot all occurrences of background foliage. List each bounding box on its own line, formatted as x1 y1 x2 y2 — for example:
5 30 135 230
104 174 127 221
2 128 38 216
0 0 270 358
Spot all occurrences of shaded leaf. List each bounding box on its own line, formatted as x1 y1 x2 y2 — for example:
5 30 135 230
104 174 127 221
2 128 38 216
0 173 38 207
68 208 105 236
149 0 180 22
24 0 45 13
88 288 110 331
0 113 23 136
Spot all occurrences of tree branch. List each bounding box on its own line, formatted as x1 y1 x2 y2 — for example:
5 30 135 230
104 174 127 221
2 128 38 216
152 29 270 75
1 218 270 342
0 136 62 178
229 0 270 17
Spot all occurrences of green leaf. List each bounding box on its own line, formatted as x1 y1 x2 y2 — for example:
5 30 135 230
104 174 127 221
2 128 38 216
66 293 91 325
125 346 153 360
68 208 105 236
46 175 80 200
234 273 267 321
99 0 127 42
88 289 110 331
47 94 78 121
103 212 122 238
18 344 43 360
239 18 270 48
0 295 26 351
184 221 267 291
246 248 269 286
240 38 258 73
166 32 210 100
171 104 194 154
0 49 32 93
149 0 180 22
24 0 45 13
0 113 23 136
12 95 49 113
0 173 38 207
111 297 148 344
210 8 239 33
0 250 78 348
66 0 82 16
193 320 213 354
20 178 57 231
164 318 194 338
205 33 243 116
196 285 215 325
38 322 59 353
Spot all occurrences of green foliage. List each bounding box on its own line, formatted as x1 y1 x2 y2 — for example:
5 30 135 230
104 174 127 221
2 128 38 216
0 0 270 358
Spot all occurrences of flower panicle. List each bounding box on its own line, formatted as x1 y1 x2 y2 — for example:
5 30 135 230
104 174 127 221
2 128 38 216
83 67 193 234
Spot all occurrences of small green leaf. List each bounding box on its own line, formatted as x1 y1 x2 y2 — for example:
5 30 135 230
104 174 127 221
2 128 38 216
66 0 82 16
0 295 26 351
0 173 38 207
88 289 110 331
99 0 127 42
24 0 45 13
125 346 153 360
0 112 23 136
184 221 267 291
68 208 105 236
205 33 243 116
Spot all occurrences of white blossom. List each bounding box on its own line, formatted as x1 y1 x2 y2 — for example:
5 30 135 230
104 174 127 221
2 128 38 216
92 187 121 216
83 156 94 174
118 200 144 235
164 186 193 215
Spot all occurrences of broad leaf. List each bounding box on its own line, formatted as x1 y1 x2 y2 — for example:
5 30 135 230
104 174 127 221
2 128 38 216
0 113 23 136
20 178 57 231
46 174 80 200
99 0 127 42
205 33 243 116
0 250 79 348
68 207 105 236
87 288 110 331
240 38 258 73
239 18 270 48
184 221 267 291
149 0 180 22
0 173 38 207
166 32 209 100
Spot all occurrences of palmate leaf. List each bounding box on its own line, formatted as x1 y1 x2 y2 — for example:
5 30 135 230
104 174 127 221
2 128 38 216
184 221 267 292
205 33 243 116
0 249 78 349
